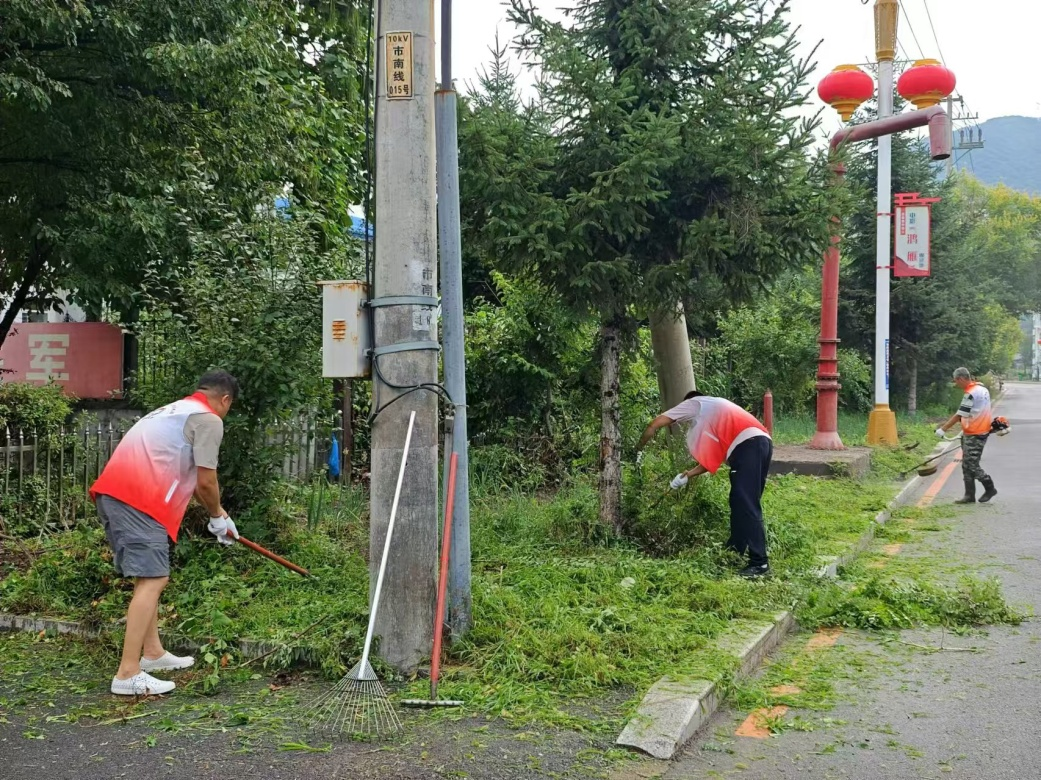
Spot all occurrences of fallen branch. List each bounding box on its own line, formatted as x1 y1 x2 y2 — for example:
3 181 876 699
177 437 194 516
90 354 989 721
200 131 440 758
236 617 326 669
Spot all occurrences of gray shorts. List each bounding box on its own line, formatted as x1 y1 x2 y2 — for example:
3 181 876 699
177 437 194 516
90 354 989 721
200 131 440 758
96 495 171 578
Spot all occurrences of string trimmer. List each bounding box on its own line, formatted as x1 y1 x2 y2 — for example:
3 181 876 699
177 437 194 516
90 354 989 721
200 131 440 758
900 437 961 479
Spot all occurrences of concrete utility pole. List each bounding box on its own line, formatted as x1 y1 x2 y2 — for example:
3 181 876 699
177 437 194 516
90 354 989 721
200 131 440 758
650 304 697 411
370 0 439 672
435 0 472 638
866 0 900 446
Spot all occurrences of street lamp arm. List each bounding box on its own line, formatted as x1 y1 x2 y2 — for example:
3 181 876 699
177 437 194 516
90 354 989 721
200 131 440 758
810 105 949 451
830 106 951 160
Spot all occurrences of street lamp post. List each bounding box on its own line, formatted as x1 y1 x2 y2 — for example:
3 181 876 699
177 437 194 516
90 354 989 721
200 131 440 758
811 3 955 451
810 106 953 450
867 0 900 446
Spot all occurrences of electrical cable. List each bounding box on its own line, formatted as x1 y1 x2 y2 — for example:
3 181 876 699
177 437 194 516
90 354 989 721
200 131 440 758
897 38 911 63
897 1 927 59
921 0 948 66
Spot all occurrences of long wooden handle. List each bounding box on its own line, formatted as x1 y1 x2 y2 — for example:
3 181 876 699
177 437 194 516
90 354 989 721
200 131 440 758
236 535 315 579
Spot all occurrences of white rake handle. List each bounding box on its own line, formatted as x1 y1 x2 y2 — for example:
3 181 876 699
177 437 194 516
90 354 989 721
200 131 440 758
359 410 416 672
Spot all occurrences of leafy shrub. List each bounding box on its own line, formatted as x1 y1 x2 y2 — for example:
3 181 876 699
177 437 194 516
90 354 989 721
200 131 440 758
837 349 872 411
715 273 820 413
0 382 72 432
131 182 354 524
0 475 88 537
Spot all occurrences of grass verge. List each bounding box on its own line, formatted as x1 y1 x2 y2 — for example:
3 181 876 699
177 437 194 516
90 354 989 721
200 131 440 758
0 420 1019 734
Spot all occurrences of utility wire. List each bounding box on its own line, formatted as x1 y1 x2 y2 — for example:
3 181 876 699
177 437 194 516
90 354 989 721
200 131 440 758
921 0 948 66
898 0 927 59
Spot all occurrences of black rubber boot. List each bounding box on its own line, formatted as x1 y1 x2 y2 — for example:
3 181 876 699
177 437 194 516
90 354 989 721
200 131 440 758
954 478 976 504
980 477 998 503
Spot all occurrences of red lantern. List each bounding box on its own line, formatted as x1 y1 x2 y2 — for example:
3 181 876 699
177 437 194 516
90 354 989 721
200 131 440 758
897 59 956 110
817 65 875 122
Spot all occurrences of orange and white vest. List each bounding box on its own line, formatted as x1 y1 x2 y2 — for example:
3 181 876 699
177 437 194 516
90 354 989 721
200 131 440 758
90 393 218 541
685 398 769 474
959 382 993 436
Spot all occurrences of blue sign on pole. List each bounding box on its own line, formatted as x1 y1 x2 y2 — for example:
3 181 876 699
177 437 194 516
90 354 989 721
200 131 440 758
885 338 890 391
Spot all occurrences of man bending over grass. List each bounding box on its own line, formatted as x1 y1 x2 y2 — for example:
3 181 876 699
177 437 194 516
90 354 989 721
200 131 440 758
637 390 773 578
90 371 240 696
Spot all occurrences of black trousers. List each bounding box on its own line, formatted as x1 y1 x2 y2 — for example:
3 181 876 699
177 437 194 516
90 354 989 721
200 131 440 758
726 436 773 566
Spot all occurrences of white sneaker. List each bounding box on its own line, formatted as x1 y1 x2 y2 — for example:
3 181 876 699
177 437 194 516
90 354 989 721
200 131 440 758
140 651 195 672
111 672 176 696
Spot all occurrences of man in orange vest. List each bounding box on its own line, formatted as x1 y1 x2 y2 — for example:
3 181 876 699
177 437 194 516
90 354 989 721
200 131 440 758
936 367 996 504
90 371 240 696
638 390 773 578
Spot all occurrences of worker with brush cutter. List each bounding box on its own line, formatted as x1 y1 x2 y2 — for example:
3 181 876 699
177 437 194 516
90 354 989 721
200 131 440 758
89 370 240 696
637 391 772 578
936 366 997 504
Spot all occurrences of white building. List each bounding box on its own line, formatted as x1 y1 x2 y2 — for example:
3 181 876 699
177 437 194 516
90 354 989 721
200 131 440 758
1 291 88 325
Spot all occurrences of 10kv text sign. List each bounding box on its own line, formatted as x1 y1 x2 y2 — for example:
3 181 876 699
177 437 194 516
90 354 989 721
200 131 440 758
386 32 414 100
893 192 940 278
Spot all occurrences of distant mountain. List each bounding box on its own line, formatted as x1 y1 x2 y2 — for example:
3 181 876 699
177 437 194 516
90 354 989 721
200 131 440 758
951 115 1041 195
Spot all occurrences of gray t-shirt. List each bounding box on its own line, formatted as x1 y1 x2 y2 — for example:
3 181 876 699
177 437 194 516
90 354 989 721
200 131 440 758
183 413 224 469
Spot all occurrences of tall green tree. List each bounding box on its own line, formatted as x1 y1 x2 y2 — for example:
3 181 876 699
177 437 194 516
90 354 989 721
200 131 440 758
463 0 835 532
0 0 368 345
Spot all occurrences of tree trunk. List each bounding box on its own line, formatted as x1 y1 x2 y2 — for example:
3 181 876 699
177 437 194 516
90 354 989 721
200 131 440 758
908 357 918 415
0 241 50 351
598 318 624 536
650 302 697 411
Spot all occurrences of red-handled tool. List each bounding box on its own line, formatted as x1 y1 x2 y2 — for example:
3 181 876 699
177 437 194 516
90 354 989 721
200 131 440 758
236 535 316 579
402 451 463 708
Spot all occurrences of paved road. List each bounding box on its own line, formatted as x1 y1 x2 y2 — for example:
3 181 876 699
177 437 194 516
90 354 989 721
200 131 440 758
667 381 1041 780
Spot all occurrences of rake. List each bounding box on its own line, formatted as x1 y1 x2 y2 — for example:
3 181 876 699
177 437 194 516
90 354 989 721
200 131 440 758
304 410 416 739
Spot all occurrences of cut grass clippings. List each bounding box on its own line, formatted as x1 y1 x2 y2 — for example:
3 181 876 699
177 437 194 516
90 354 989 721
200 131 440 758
0 420 1020 734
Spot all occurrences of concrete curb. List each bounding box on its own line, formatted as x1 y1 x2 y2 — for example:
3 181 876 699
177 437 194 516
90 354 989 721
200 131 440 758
0 613 306 664
814 437 954 579
616 612 794 760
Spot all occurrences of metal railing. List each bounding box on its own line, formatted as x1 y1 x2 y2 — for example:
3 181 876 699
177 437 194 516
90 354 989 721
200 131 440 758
1 412 345 534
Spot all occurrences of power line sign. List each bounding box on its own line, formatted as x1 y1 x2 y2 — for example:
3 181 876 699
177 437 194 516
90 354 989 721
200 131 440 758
893 192 940 278
386 32 414 100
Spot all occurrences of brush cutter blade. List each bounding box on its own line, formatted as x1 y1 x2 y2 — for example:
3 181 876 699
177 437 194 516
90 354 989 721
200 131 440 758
917 465 939 477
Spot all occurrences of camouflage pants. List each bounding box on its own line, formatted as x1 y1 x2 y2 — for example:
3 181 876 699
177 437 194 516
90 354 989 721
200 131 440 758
961 434 990 482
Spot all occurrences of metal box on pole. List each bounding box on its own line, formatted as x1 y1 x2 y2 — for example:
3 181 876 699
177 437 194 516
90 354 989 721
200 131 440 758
319 280 371 379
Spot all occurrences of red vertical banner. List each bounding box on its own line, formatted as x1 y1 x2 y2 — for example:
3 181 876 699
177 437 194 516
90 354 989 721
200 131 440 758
893 192 940 278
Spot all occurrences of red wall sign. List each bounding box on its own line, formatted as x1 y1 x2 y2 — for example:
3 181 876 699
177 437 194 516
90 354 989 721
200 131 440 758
0 322 124 399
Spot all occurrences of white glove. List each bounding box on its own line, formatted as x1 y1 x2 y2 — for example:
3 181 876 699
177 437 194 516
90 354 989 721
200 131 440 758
670 473 689 490
208 515 239 546
636 451 645 465
935 427 946 439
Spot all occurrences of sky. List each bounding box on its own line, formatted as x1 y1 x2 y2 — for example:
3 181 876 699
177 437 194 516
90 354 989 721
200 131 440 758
434 0 1041 127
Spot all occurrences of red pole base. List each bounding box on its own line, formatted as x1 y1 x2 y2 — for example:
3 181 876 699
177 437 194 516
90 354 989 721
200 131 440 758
809 430 845 450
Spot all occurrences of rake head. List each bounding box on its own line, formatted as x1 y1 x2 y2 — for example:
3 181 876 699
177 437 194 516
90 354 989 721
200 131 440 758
303 659 402 740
